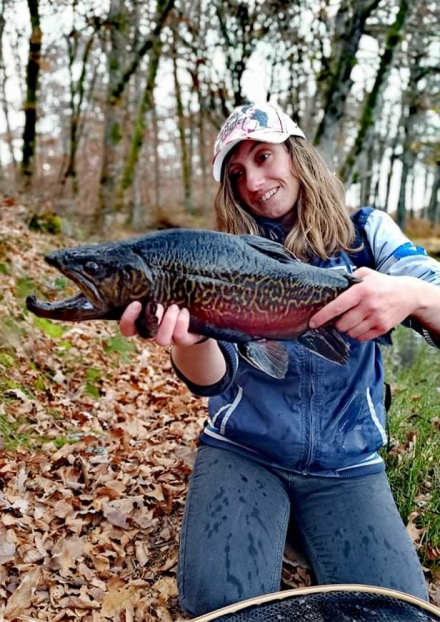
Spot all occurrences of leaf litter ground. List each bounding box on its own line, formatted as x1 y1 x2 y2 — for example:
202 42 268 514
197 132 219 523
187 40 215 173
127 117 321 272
0 200 438 620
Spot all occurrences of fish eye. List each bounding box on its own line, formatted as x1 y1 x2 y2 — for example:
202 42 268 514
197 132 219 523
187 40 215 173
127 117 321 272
85 261 99 275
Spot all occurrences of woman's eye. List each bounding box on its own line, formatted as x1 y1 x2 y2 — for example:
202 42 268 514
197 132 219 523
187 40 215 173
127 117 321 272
258 153 270 163
230 170 242 182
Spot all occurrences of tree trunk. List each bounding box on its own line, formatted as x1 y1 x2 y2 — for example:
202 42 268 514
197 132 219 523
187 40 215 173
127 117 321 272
339 0 416 185
0 6 17 177
114 0 174 214
95 0 175 226
396 156 409 231
408 172 415 219
396 32 422 229
313 0 382 166
130 0 145 229
0 9 4 177
427 162 440 227
152 100 161 212
62 29 96 194
215 0 270 108
360 142 375 206
21 0 42 185
172 35 192 214
194 69 210 216
95 0 127 229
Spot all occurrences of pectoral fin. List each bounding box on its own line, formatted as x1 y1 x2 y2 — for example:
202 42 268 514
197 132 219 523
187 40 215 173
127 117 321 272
238 340 289 379
297 326 350 365
134 301 159 339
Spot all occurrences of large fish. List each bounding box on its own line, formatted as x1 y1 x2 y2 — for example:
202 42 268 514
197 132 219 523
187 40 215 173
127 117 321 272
26 229 360 379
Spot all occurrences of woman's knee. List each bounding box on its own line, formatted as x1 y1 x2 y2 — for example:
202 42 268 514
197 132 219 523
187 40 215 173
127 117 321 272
177 447 290 616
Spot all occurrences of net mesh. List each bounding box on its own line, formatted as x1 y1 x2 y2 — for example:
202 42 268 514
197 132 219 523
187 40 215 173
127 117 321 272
210 591 440 622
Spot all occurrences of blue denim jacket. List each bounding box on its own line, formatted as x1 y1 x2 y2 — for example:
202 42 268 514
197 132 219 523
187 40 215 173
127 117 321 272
174 208 440 477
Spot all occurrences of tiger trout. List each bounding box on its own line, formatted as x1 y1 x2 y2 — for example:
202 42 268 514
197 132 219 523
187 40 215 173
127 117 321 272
26 229 360 379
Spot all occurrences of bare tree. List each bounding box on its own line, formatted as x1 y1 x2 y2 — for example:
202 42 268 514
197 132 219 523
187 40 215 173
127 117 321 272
427 160 440 226
171 25 192 213
95 0 174 228
61 14 100 194
21 0 42 185
313 0 382 165
339 0 417 185
116 0 175 214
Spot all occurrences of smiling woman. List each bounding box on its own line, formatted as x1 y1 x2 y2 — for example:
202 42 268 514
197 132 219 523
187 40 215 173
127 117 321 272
214 111 353 262
118 102 440 617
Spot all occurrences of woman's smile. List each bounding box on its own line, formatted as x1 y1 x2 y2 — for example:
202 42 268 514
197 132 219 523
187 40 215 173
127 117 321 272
257 187 279 203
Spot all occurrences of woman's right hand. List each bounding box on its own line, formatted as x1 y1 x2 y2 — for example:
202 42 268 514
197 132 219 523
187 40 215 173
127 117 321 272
119 301 205 347
120 301 227 386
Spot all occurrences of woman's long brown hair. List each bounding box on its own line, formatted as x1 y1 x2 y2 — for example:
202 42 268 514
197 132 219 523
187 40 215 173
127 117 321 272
214 137 357 261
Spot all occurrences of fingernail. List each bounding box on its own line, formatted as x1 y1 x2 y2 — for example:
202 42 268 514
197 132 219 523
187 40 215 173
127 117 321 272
309 319 316 328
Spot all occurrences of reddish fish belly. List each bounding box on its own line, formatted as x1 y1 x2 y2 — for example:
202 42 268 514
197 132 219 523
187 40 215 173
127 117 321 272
192 301 320 339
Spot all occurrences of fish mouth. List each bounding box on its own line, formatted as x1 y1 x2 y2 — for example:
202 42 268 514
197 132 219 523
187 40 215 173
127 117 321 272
25 255 109 321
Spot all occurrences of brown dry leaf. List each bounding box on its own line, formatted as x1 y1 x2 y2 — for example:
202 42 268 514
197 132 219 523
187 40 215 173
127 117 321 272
102 497 145 529
406 511 426 548
4 567 41 618
154 605 174 622
51 535 85 574
134 541 150 566
101 585 139 618
0 529 16 565
153 575 178 604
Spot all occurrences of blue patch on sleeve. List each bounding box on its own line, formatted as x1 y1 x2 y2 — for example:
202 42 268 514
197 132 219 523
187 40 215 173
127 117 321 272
393 242 427 259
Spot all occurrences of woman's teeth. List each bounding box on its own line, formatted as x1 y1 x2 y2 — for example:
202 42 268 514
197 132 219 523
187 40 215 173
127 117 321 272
259 188 278 203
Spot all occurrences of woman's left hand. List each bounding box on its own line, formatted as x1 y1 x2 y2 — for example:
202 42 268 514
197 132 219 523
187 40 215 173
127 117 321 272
309 268 424 342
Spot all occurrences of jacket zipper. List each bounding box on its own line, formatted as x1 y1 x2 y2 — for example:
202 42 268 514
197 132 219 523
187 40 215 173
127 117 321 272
302 354 314 473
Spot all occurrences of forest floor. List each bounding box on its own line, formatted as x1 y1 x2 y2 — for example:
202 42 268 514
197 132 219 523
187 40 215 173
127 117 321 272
0 199 439 621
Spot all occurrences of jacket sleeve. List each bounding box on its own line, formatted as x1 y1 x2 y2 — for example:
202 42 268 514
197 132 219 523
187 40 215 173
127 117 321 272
171 341 240 397
363 209 440 347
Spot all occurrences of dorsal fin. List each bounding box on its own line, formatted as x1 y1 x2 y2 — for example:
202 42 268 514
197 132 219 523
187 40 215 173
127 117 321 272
240 235 298 264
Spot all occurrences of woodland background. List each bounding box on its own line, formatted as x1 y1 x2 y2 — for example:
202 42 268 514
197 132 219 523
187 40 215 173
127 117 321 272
0 0 439 233
0 0 440 620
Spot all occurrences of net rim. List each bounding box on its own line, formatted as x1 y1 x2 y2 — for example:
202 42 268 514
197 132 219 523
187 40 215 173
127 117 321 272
191 584 440 621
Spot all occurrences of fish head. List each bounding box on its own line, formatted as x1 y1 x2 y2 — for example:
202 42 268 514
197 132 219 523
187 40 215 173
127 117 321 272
26 242 153 322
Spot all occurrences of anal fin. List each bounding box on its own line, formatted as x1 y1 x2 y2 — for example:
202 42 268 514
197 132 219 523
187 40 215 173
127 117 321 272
297 326 350 365
238 340 289 379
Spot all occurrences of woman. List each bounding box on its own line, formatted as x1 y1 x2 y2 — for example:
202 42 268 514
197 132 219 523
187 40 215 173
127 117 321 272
120 103 440 616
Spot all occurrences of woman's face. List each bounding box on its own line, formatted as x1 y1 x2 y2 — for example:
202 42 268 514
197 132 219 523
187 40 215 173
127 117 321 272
228 141 300 219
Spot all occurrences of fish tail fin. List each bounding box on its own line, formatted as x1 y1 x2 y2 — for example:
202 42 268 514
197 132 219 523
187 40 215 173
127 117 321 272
297 326 350 365
238 341 289 379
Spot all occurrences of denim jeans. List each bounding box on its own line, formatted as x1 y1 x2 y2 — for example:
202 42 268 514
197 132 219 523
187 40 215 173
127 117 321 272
177 445 428 617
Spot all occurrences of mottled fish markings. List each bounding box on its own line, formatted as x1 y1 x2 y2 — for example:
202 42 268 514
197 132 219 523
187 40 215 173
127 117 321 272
26 229 360 379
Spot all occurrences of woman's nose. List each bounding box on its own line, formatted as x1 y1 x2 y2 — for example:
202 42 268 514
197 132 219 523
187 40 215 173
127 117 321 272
246 167 265 192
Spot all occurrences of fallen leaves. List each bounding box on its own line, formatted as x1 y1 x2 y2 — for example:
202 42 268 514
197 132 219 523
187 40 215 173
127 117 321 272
0 204 437 619
0 209 205 619
4 567 41 619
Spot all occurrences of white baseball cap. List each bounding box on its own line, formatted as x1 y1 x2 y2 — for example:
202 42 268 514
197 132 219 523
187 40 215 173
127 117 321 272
212 103 306 182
